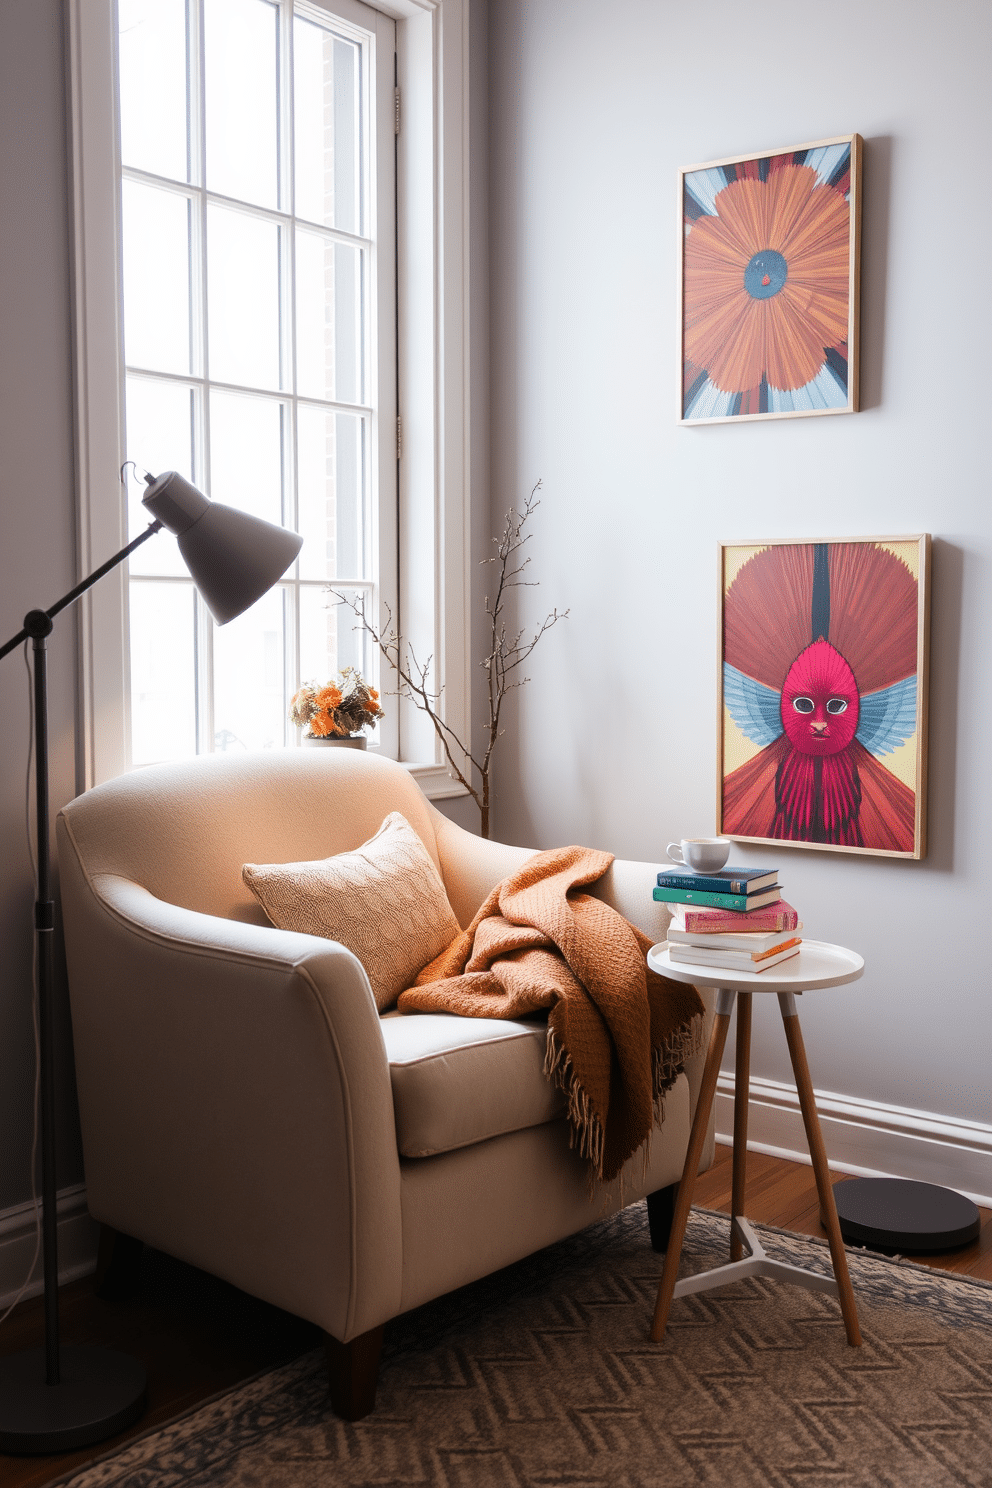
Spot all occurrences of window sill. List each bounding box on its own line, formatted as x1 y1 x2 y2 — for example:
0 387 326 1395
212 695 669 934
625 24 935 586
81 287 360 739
404 761 470 801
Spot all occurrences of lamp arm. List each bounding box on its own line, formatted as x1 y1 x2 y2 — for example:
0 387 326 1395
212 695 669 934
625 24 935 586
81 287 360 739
0 519 163 661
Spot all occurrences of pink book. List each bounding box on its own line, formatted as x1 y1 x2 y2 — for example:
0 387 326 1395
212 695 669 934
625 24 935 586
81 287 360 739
668 898 800 934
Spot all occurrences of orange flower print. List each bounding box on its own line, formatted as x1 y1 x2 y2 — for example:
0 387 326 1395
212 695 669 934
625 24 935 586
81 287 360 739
682 142 855 419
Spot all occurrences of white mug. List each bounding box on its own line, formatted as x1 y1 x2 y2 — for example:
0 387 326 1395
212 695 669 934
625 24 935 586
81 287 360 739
666 837 731 874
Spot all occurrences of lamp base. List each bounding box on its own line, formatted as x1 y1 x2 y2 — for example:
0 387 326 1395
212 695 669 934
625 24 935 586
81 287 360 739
832 1177 981 1253
0 1345 146 1455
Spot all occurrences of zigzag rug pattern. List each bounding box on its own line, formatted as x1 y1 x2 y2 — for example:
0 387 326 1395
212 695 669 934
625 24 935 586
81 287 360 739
54 1208 992 1488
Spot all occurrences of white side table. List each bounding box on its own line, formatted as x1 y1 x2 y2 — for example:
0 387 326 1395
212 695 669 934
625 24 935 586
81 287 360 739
647 939 864 1346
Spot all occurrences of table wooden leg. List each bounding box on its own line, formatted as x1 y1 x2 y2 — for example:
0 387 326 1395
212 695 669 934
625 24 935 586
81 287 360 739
650 991 734 1343
730 992 752 1262
778 993 862 1347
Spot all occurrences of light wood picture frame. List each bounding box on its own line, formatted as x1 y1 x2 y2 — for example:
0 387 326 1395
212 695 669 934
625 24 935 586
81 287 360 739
680 135 862 424
717 537 931 859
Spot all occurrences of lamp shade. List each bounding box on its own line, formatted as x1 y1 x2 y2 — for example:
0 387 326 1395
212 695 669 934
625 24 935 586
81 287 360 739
142 471 303 624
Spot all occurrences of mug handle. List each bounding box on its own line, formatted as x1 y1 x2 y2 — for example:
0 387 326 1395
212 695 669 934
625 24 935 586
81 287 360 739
666 842 684 864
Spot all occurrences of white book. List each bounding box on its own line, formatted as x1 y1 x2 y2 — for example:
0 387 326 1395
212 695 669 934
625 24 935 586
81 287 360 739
667 942 802 973
666 925 803 954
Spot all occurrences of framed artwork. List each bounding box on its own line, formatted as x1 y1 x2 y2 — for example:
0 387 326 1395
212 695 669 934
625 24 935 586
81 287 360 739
717 538 931 859
680 134 862 424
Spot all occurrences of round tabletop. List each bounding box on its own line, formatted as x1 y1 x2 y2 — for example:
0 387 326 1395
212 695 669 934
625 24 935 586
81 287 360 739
647 938 864 992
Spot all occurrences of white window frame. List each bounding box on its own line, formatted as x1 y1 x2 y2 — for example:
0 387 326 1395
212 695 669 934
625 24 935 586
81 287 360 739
67 0 471 801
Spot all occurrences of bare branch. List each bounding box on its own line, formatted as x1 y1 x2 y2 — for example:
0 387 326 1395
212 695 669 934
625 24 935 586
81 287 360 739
327 479 564 838
329 589 486 813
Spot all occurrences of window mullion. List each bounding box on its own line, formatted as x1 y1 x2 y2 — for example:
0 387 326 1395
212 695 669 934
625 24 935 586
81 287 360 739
193 592 213 754
284 1 300 714
190 0 215 752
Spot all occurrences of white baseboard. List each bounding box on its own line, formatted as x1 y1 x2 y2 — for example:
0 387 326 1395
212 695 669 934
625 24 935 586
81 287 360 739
0 1184 100 1311
716 1074 992 1210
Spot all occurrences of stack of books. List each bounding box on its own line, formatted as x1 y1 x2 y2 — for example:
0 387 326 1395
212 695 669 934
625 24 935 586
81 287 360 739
653 865 802 973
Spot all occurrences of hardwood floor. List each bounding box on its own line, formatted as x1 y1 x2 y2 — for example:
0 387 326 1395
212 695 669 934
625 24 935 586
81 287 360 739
2 1145 990 1486
0 1248 321 1488
694 1144 992 1278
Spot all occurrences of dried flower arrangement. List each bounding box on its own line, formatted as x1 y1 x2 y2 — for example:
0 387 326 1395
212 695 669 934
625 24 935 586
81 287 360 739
289 668 384 739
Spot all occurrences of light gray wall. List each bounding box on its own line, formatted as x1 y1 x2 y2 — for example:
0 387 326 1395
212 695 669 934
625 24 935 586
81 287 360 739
488 0 992 1125
0 0 85 1211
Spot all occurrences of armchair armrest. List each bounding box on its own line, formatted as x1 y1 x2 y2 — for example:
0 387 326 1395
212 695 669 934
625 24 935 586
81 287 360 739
430 810 536 928
57 828 404 1342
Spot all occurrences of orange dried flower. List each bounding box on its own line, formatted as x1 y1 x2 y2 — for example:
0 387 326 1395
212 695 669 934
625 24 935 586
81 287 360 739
309 711 335 737
315 685 343 710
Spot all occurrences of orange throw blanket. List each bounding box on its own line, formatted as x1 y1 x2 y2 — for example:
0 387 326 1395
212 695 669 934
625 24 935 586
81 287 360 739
397 845 704 1183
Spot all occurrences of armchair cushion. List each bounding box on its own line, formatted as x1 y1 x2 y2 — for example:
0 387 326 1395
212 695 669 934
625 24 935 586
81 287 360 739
381 1012 565 1157
243 811 461 1012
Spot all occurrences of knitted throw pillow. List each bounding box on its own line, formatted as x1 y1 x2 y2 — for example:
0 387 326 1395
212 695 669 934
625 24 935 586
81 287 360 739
242 811 461 1013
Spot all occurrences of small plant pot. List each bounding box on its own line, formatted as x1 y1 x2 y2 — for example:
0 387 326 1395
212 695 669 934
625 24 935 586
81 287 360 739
302 734 367 750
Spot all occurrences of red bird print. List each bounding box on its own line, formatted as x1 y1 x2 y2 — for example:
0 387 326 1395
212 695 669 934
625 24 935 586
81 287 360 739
721 543 920 852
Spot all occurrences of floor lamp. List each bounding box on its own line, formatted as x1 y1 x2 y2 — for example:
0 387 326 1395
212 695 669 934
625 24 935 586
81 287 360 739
0 471 302 1454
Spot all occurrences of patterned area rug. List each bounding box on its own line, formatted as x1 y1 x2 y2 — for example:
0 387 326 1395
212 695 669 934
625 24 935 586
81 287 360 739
54 1207 992 1488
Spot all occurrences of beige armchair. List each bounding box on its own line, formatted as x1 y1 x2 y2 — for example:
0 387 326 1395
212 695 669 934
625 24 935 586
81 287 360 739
56 750 714 1418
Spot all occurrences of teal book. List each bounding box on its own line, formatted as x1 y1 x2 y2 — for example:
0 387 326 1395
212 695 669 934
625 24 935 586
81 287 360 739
653 884 781 912
655 866 778 895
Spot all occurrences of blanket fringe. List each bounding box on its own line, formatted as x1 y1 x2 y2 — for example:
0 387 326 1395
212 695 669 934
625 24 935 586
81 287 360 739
651 1013 705 1130
639 1012 706 1200
545 1010 705 1194
544 1026 605 1179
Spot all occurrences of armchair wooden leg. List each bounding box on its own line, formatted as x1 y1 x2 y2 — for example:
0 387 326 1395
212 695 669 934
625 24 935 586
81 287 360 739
646 1183 678 1253
94 1225 144 1302
324 1325 385 1421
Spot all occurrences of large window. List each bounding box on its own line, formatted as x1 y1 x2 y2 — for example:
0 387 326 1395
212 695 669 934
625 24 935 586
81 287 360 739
116 0 395 762
69 0 472 798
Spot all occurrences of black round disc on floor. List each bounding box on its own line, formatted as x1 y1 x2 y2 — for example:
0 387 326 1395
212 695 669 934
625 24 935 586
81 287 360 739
833 1177 981 1252
0 1344 146 1454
